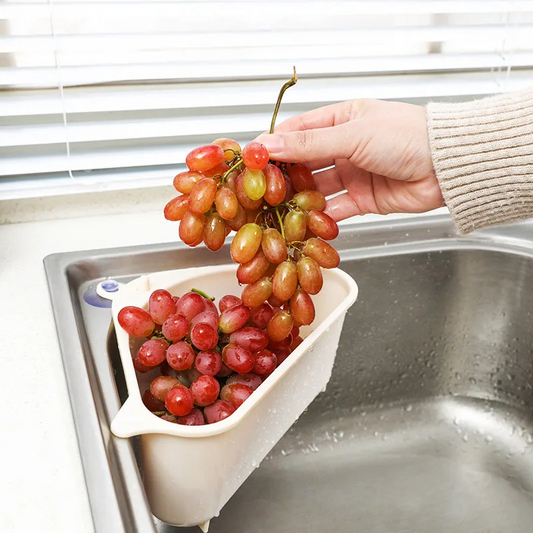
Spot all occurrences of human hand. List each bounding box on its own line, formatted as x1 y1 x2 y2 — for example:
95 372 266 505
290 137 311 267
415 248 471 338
256 99 444 221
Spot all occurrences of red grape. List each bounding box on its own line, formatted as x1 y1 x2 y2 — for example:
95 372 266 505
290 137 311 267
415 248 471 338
190 322 218 351
226 373 262 391
148 289 176 325
118 306 155 337
267 335 292 351
204 212 226 251
219 294 242 313
176 291 205 321
191 375 220 406
253 349 277 375
216 361 233 378
165 385 194 417
186 144 225 172
307 211 339 241
261 228 287 264
194 350 223 376
296 256 323 295
178 408 205 426
236 249 270 285
263 164 286 206
293 190 326 211
222 343 255 374
226 203 247 232
219 304 251 334
188 178 217 214
284 210 307 243
204 400 236 424
190 310 218 330
164 195 189 221
203 162 229 178
133 355 152 373
231 223 262 264
183 366 203 385
138 338 169 367
286 163 315 191
150 375 180 402
220 383 253 408
142 389 165 412
267 310 294 342
249 302 274 329
275 347 292 365
203 298 219 316
162 313 189 341
173 171 203 194
291 335 304 350
272 261 298 302
213 137 242 161
303 238 340 268
166 341 195 371
179 211 205 246
290 289 315 325
241 276 273 308
215 187 239 220
242 142 269 170
229 327 269 352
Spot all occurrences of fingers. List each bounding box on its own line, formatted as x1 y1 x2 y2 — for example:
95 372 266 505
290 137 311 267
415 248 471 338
272 101 354 133
325 193 363 221
256 122 360 163
312 167 344 197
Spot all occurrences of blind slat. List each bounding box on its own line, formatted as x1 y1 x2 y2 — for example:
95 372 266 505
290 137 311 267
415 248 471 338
3 1 533 20
3 53 533 88
2 25 533 54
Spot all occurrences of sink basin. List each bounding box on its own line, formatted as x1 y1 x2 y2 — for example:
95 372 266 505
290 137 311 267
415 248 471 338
45 215 533 533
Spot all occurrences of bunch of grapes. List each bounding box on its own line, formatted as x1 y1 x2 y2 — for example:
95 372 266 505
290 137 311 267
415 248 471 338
164 140 340 337
164 69 340 339
118 287 302 425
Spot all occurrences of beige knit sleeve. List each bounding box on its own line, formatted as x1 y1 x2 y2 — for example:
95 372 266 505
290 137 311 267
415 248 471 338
427 86 533 234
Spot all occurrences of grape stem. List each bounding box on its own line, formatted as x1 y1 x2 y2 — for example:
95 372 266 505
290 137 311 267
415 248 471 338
269 67 298 134
191 288 215 300
218 157 243 185
274 206 286 240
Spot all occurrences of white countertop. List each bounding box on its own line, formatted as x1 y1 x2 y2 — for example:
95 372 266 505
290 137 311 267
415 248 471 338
0 191 447 532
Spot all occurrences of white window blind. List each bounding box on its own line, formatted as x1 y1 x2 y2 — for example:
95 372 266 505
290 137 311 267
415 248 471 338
1 0 533 200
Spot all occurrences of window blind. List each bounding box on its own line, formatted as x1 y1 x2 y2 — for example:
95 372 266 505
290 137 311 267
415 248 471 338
1 0 533 200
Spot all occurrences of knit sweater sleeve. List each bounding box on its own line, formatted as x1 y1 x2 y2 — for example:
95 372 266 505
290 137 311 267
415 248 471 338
426 86 533 234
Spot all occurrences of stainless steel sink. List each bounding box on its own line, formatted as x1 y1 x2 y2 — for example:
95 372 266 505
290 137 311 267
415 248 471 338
45 215 533 533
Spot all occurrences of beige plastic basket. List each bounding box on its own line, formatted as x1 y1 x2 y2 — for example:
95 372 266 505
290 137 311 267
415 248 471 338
111 264 358 529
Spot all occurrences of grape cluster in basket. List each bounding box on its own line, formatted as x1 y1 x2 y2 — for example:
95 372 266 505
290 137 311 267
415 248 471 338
118 288 302 425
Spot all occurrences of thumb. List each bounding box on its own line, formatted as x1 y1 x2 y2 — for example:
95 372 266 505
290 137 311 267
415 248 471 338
255 122 361 162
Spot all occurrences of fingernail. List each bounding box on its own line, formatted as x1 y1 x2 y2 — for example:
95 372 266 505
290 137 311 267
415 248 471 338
258 134 284 155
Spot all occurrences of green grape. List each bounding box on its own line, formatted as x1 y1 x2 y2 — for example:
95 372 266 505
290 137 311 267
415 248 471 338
242 168 267 201
293 190 326 211
284 210 307 242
